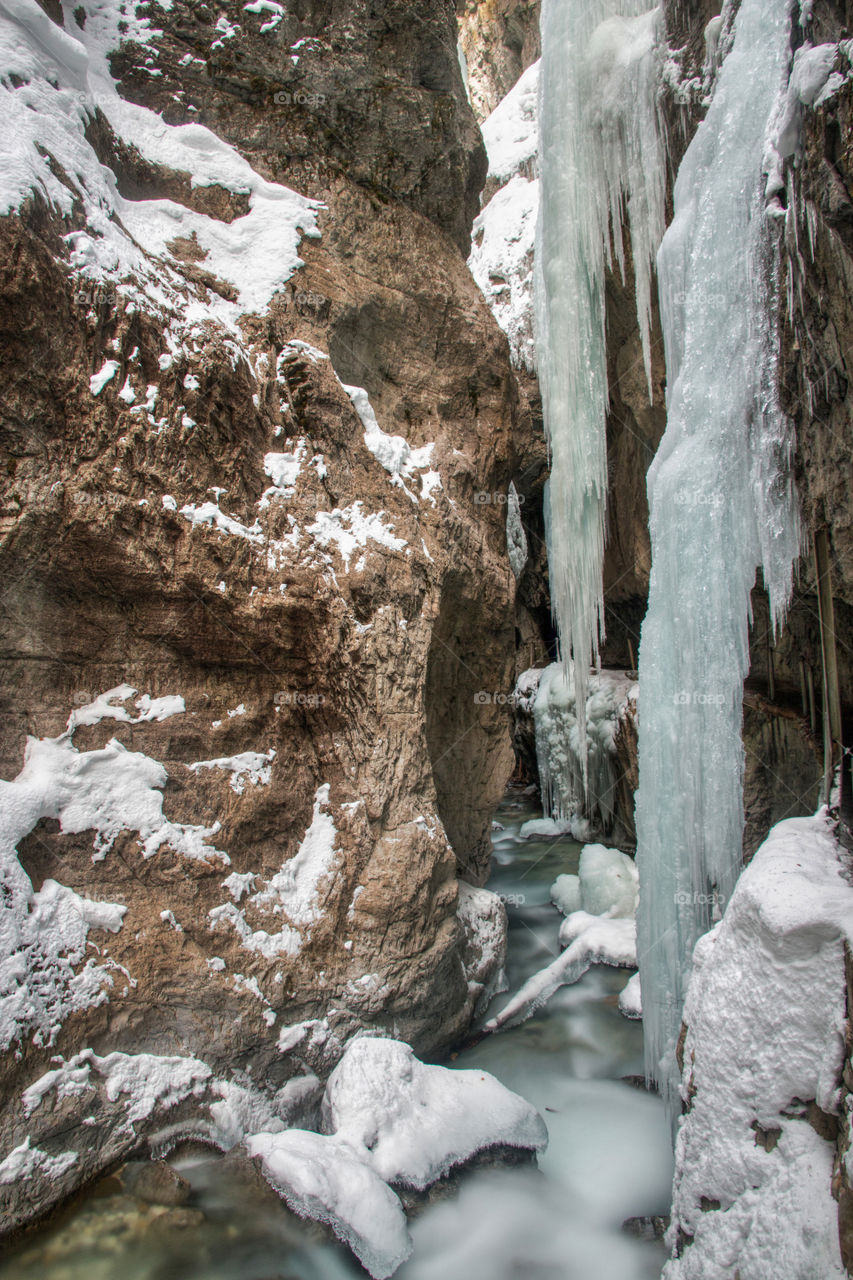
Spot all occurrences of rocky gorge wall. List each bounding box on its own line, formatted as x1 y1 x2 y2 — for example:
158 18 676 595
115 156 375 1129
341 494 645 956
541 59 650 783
0 0 534 1232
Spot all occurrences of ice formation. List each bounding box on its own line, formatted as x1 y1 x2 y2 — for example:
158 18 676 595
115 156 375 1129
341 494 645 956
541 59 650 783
535 0 666 741
663 815 852 1277
456 882 509 1014
506 482 528 578
529 663 637 835
486 846 640 1032
635 0 801 1096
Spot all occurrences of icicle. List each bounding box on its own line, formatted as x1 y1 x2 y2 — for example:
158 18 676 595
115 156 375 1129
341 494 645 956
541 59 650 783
534 0 667 783
635 0 801 1107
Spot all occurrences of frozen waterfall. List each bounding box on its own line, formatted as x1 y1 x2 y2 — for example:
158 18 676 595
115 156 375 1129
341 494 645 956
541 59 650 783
634 0 801 1101
534 0 666 756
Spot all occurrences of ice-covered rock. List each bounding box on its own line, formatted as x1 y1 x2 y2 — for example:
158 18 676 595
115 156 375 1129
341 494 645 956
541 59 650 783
487 915 637 1033
245 1129 411 1279
321 1037 547 1187
532 663 637 837
456 882 508 1015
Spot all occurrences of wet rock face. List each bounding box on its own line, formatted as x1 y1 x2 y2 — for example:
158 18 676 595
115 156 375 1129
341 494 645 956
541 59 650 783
0 0 524 1230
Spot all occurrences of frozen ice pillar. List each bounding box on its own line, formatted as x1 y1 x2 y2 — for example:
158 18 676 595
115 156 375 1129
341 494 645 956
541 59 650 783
635 0 800 1103
534 0 666 742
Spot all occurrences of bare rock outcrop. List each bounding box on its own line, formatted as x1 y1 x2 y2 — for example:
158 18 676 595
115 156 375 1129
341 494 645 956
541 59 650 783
0 0 523 1231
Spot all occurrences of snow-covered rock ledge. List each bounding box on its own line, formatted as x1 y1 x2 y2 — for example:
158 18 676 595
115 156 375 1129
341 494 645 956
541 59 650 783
663 814 853 1278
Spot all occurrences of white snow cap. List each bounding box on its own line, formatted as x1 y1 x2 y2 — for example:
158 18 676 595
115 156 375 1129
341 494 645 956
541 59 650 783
321 1036 547 1187
245 1129 411 1278
664 814 853 1278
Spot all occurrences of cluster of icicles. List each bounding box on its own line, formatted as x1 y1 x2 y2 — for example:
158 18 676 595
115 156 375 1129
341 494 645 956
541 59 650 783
534 0 802 1100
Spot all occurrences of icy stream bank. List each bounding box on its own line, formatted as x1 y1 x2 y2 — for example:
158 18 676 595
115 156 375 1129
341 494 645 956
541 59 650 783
0 792 672 1280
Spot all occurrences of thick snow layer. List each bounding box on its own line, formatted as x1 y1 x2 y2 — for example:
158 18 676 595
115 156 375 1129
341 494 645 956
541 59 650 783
550 872 582 915
188 748 275 794
664 815 852 1277
0 0 319 328
322 1037 547 1188
209 784 340 958
468 61 539 372
470 175 539 373
343 385 438 505
773 43 840 160
550 846 638 919
482 59 539 187
23 1047 212 1127
245 1129 412 1279
487 914 637 1032
575 844 638 917
519 817 574 840
532 663 636 834
0 1136 78 1184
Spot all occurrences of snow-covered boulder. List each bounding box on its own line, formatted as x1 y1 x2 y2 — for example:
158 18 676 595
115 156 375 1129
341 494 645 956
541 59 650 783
321 1036 547 1187
245 1129 411 1279
664 814 853 1278
575 844 639 918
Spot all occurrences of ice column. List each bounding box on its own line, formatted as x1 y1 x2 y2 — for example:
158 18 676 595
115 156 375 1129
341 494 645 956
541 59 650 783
535 0 666 754
635 0 801 1100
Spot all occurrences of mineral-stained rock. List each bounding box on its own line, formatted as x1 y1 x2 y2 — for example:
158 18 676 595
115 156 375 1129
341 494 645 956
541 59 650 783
0 0 524 1232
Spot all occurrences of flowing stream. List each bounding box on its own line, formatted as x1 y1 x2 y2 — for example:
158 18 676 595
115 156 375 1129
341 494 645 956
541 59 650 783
0 790 672 1280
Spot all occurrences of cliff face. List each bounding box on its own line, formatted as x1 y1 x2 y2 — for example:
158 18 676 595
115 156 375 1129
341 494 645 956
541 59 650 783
0 0 527 1230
